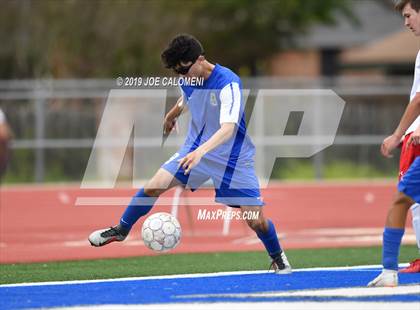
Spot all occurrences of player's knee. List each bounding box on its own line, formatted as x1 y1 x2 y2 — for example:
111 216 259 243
144 170 175 197
143 187 164 197
144 179 169 197
385 193 413 227
246 218 265 233
393 192 414 210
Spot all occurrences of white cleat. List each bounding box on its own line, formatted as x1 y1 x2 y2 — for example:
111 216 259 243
271 251 292 274
88 226 127 247
367 269 398 287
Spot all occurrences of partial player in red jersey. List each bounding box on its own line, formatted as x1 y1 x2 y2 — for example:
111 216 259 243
368 0 420 287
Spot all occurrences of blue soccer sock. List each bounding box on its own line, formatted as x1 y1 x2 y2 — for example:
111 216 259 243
119 188 157 232
382 227 404 271
256 219 282 258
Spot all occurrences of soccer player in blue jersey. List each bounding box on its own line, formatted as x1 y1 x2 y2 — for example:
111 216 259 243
89 34 291 273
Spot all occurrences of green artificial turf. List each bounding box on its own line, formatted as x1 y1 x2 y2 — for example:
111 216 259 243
1 245 418 284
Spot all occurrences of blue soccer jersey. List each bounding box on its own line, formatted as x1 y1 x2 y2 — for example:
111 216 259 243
180 64 255 165
162 64 263 206
398 156 420 203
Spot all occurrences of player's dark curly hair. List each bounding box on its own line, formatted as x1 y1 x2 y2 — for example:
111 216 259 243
161 34 204 69
395 0 420 12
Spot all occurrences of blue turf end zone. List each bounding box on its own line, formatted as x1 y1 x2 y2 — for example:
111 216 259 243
1 267 419 309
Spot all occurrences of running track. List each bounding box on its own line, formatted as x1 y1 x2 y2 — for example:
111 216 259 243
0 181 415 263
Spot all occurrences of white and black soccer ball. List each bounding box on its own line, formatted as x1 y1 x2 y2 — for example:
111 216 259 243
141 212 181 252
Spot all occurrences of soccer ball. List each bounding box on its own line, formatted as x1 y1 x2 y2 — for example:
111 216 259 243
141 212 181 252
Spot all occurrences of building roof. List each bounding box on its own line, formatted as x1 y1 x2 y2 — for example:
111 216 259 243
341 29 420 64
297 0 404 49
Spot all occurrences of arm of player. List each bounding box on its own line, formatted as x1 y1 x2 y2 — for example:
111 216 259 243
381 93 420 157
0 111 12 177
178 122 235 174
178 82 241 174
408 123 420 146
163 96 186 135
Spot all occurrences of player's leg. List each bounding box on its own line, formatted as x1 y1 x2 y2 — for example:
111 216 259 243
410 203 420 253
214 156 291 273
88 168 182 247
397 156 420 273
119 168 183 231
368 192 415 286
368 143 420 286
240 205 291 274
400 203 420 273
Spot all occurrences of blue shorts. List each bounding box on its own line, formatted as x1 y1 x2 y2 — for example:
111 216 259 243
398 156 420 203
161 146 264 207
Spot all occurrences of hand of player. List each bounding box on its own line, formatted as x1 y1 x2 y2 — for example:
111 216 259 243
381 134 401 158
408 126 420 146
163 115 178 135
178 149 204 175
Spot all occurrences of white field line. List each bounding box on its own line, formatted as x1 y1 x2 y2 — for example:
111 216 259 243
42 302 420 310
177 285 420 299
0 179 396 191
75 197 219 206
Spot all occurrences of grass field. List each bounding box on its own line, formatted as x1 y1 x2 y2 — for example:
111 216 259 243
1 245 418 285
